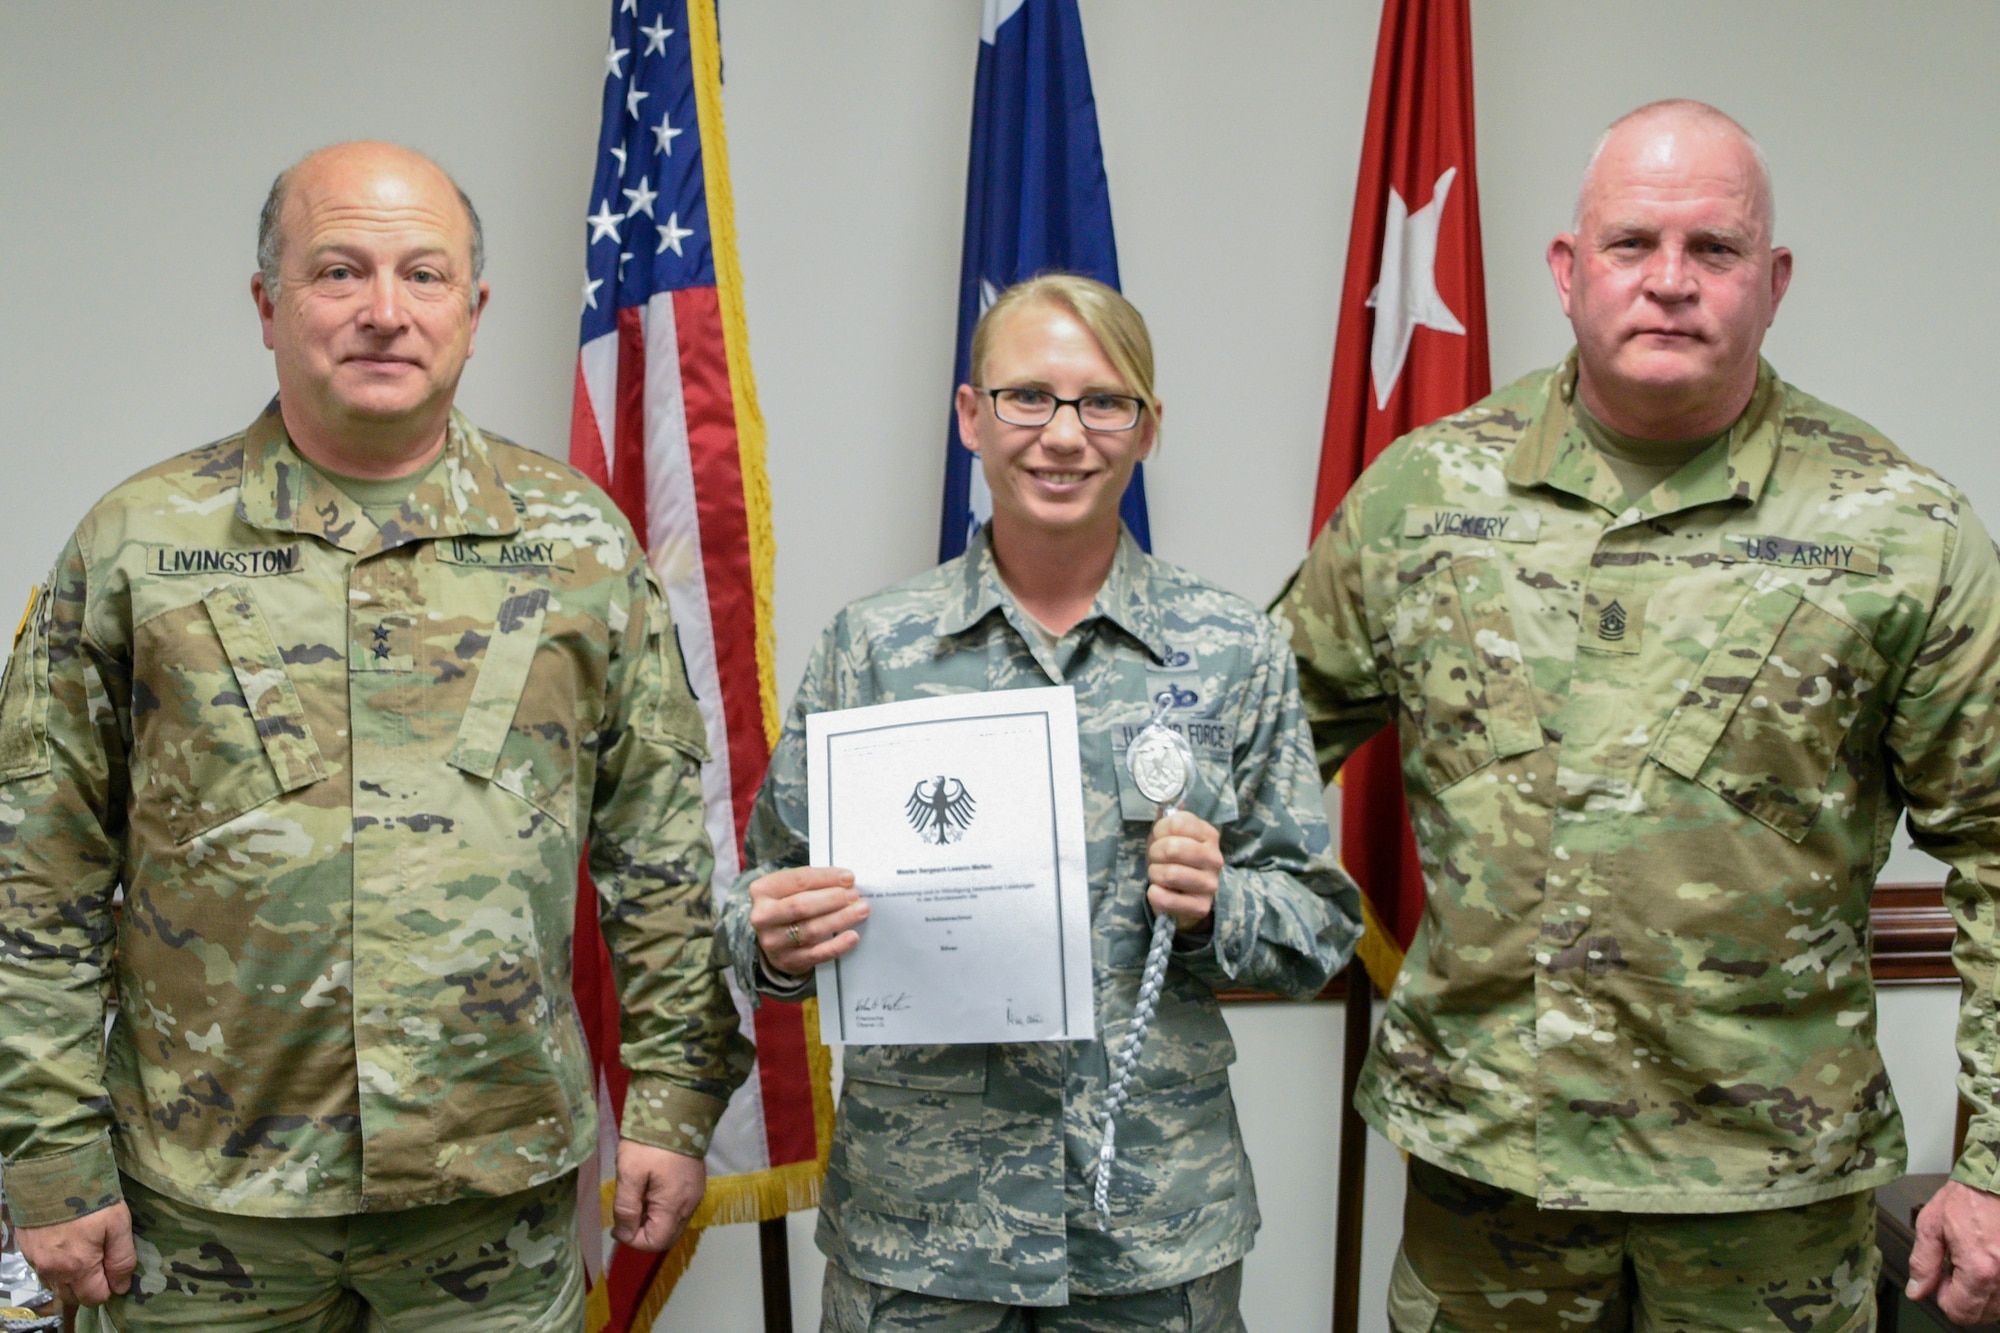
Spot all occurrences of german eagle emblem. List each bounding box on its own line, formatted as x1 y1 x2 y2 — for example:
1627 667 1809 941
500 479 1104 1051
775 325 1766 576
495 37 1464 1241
906 776 976 845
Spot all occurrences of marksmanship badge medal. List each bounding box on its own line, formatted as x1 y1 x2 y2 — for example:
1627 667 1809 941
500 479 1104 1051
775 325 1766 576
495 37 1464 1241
1126 714 1195 812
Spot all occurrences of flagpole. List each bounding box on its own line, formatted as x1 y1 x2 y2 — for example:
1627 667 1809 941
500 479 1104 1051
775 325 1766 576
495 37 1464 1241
1332 965 1374 1333
759 1218 793 1333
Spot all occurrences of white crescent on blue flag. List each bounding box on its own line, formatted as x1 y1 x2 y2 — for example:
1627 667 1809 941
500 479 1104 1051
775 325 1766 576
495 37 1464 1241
938 0 1149 562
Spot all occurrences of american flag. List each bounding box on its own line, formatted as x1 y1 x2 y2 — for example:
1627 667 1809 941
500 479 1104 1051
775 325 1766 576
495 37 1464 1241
567 1 830 1327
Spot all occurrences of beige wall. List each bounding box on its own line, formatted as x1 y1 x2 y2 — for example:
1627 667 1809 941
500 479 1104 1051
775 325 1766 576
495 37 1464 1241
2 3 1992 1329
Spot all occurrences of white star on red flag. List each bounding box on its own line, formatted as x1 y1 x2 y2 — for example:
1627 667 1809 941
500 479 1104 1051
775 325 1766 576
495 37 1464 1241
1365 166 1467 409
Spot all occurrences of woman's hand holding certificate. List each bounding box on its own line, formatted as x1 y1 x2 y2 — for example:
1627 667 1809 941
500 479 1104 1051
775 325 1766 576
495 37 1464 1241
748 866 869 978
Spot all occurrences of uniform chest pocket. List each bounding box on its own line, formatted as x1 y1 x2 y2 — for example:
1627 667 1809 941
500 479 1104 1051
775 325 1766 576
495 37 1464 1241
446 587 579 827
1381 556 1543 792
139 584 326 843
1650 577 1886 842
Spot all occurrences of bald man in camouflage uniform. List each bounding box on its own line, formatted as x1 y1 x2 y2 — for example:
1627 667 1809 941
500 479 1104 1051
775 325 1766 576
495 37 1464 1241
1277 100 2000 1331
0 143 749 1330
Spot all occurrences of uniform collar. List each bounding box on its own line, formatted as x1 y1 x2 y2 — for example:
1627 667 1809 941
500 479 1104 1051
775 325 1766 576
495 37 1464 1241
936 524 1173 665
1503 350 1785 520
236 401 521 555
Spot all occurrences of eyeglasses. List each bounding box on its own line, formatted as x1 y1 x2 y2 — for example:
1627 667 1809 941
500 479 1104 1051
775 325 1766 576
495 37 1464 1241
979 387 1146 432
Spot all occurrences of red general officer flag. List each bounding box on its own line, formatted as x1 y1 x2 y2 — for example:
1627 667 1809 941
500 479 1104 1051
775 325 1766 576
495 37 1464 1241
1314 0 1490 998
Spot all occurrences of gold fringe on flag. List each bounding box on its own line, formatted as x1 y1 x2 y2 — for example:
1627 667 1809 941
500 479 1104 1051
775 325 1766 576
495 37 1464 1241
625 1226 703 1333
1352 888 1406 1003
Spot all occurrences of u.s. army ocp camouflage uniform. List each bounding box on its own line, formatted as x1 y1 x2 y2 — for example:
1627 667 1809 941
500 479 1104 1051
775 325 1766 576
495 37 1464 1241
0 403 751 1228
716 527 1361 1306
83 1170 586 1331
1274 352 2000 1214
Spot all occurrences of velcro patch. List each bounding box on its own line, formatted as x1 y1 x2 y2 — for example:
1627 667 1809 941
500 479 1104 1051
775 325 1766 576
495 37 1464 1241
1402 507 1540 543
147 545 301 577
1721 534 1879 575
434 537 574 569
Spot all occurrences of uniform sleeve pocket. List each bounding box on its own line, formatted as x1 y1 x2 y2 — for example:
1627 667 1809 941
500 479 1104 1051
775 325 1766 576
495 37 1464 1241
1650 576 1885 842
642 594 710 762
446 588 576 826
1383 556 1543 792
0 585 52 783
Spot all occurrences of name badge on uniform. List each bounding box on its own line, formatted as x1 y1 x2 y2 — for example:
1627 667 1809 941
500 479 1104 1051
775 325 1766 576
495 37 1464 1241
147 545 302 577
434 537 574 569
1402 507 1541 543
1721 534 1880 576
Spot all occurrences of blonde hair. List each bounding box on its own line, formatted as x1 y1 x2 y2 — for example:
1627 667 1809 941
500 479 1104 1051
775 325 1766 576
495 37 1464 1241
969 273 1160 419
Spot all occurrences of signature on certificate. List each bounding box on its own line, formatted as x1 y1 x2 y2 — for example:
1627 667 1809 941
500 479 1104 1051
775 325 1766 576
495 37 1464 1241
854 991 914 1014
1005 1000 1046 1028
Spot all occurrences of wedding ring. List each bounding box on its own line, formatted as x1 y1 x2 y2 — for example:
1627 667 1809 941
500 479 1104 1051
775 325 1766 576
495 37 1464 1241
787 924 803 948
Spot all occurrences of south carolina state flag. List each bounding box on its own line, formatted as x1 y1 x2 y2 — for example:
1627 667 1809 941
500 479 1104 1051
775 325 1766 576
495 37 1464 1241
939 0 1149 562
1314 0 1490 997
568 1 831 1326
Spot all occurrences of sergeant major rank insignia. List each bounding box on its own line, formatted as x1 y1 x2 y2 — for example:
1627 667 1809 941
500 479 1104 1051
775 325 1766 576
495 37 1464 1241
1598 599 1628 642
1580 588 1643 654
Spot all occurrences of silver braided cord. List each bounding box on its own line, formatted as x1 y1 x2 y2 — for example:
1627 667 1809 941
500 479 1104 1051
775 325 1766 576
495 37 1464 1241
1093 891 1178 1217
1094 698 1196 1218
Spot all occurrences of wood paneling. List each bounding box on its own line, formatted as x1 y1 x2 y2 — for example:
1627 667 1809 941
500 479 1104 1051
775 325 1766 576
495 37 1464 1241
1217 880 1957 1005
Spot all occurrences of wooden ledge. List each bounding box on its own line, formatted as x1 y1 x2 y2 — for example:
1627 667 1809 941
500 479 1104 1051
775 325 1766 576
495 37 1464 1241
1218 880 1957 1005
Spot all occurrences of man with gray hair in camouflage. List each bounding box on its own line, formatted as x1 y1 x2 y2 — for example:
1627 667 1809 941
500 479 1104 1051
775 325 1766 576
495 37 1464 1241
1278 99 2000 1330
0 141 750 1328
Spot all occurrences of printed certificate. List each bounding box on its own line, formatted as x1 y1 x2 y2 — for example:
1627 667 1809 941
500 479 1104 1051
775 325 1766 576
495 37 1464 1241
808 686 1094 1046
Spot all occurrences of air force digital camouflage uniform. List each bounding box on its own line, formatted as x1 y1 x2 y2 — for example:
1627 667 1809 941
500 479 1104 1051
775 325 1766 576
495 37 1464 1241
1275 353 2000 1215
717 528 1361 1312
0 405 750 1240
